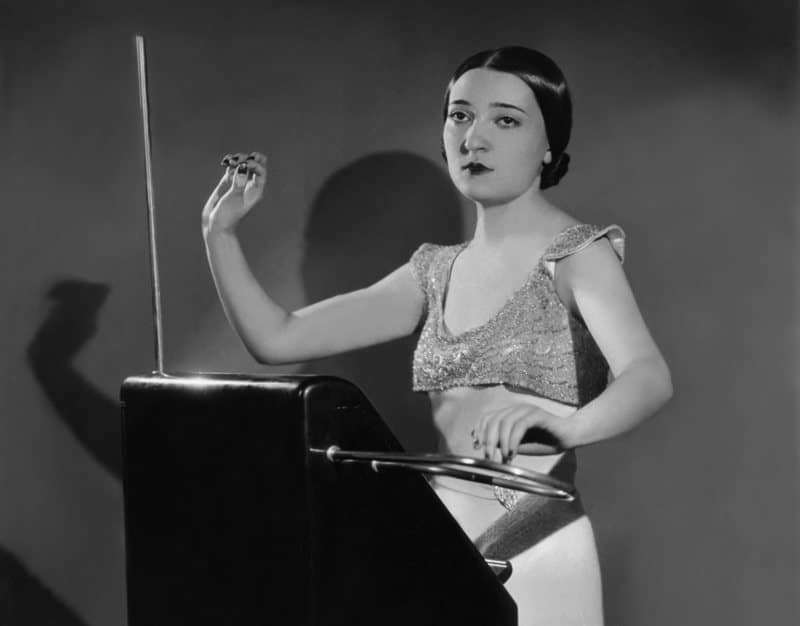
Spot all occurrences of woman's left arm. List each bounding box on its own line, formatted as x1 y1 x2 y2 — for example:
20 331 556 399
475 237 672 460
554 237 673 448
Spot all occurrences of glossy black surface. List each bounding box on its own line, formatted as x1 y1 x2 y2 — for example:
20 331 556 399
121 373 516 625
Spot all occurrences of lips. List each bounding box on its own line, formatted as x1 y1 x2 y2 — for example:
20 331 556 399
463 162 493 174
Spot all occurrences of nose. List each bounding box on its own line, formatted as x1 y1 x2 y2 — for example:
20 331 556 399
461 120 490 154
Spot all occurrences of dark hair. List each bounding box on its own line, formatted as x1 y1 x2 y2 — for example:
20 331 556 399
442 46 572 189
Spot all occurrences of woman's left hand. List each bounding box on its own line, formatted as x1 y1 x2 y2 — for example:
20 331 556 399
471 405 569 462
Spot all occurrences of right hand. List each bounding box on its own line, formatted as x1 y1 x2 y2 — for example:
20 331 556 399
202 151 267 234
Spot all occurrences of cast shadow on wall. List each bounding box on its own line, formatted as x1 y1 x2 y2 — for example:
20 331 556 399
27 279 121 478
300 151 463 452
1 279 115 625
0 547 85 626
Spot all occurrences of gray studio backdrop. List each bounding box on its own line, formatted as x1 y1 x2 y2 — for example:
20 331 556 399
0 1 796 625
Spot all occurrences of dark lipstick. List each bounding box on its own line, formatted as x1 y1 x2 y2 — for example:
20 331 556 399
463 162 492 174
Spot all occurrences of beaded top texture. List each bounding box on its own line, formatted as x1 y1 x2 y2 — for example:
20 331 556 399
410 224 625 407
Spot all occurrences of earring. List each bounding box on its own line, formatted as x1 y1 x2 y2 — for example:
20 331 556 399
543 150 552 165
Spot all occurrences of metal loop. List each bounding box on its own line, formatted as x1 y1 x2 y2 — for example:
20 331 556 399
312 445 575 501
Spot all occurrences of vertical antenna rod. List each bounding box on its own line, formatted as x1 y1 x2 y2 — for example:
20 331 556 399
135 35 165 375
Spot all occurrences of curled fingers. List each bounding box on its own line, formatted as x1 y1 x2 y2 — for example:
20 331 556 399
483 415 503 462
476 408 509 462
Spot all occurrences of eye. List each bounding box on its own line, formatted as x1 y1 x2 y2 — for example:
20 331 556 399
448 110 471 123
497 116 520 128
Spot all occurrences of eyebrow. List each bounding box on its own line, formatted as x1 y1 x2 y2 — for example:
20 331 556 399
449 99 529 115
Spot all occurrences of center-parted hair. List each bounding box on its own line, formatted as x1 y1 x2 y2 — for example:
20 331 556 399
443 46 573 190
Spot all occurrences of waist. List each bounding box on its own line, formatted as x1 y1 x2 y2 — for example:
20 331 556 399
429 475 498 500
430 450 579 492
429 385 578 462
430 449 579 511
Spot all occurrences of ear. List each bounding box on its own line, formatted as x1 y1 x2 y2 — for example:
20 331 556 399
543 149 552 165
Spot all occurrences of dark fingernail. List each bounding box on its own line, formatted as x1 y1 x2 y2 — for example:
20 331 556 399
221 159 230 166
246 155 255 160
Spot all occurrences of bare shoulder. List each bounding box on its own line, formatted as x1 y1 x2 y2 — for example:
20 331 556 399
553 235 629 317
547 208 581 235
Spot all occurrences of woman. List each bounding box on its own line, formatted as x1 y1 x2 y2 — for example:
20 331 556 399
203 46 672 625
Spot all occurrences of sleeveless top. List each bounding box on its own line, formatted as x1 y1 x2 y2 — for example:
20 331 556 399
409 223 626 407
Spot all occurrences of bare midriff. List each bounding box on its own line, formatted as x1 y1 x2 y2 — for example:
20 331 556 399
429 384 576 480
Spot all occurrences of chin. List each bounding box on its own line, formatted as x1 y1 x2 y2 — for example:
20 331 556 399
455 181 519 206
452 170 537 205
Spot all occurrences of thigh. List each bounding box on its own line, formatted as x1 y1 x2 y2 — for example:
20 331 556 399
505 516 603 626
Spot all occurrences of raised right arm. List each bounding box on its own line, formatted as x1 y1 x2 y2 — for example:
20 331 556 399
205 229 424 365
203 151 426 366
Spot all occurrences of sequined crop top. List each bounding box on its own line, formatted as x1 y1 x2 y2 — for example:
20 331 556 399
409 224 626 407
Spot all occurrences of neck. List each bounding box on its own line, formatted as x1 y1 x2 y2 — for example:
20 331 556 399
470 183 556 247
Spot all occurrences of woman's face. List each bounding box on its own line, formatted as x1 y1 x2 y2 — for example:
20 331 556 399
443 68 549 206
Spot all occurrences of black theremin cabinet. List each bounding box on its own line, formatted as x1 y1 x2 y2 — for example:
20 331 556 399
121 373 516 625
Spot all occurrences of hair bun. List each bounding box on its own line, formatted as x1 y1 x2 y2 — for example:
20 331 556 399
541 151 570 189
